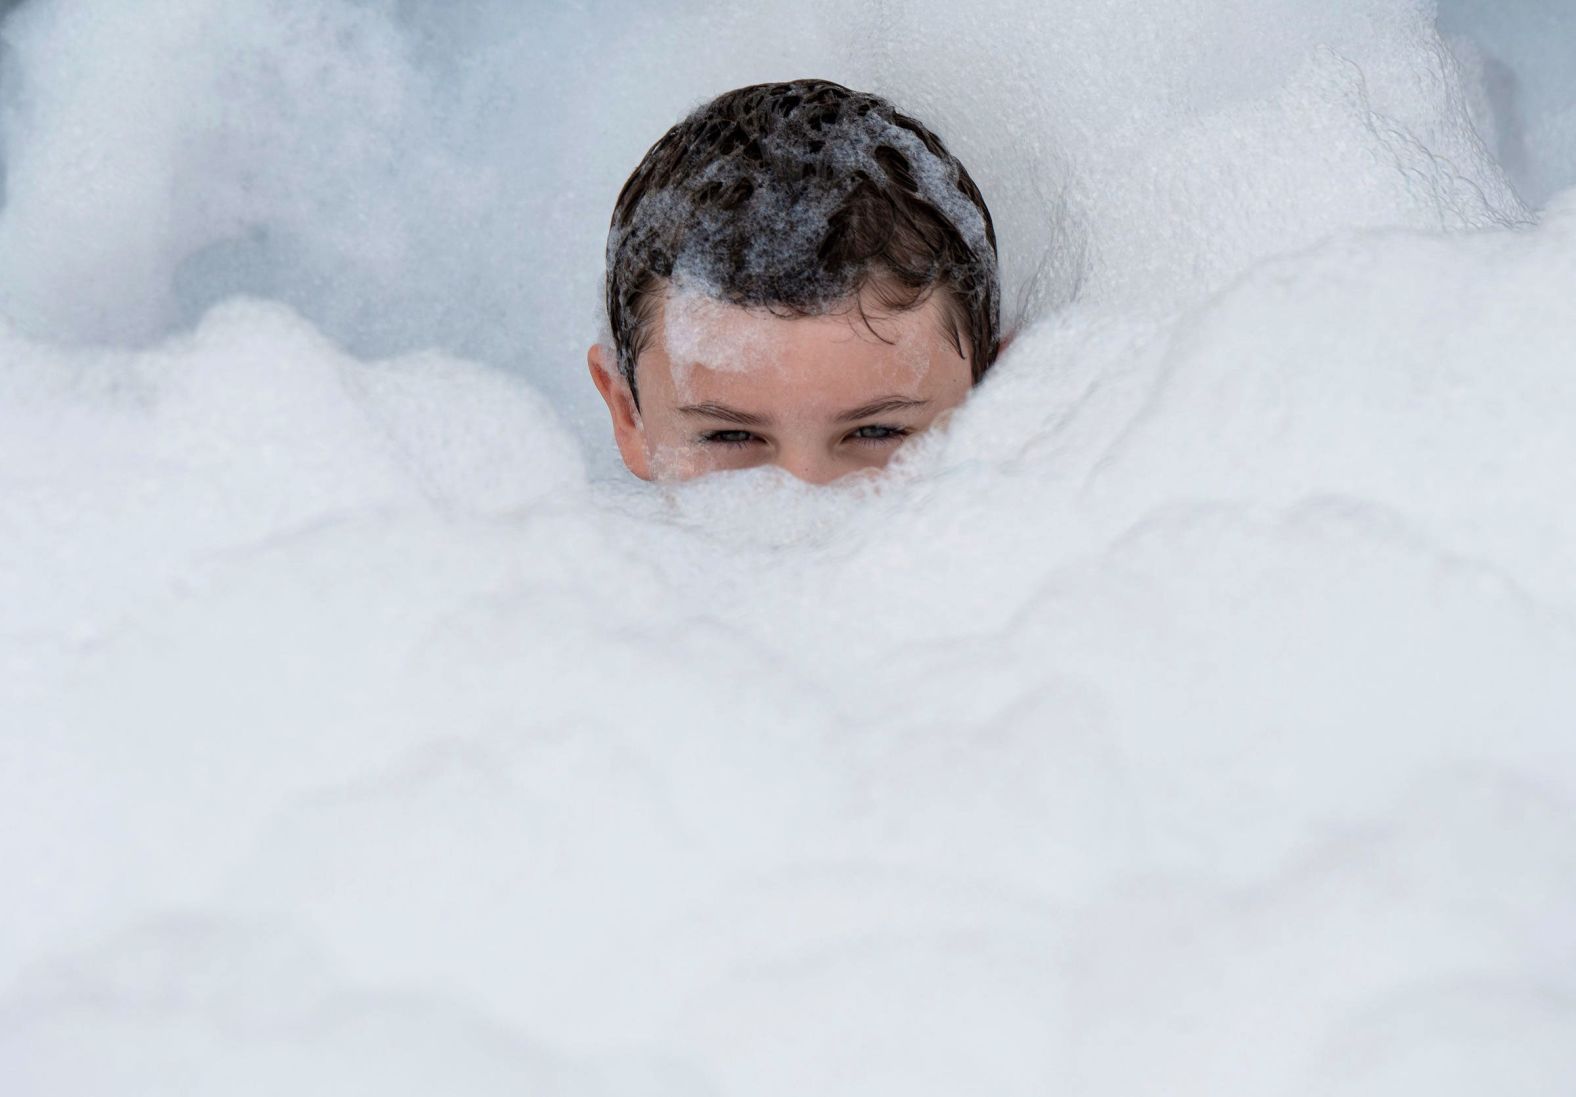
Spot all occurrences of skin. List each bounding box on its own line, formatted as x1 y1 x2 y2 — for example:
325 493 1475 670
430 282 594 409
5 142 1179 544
588 284 976 485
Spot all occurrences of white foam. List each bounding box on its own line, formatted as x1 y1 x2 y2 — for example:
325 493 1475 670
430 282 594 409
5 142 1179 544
4 1 1576 1093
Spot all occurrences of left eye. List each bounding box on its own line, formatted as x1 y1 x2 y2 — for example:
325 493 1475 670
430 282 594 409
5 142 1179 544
846 425 912 443
699 430 760 447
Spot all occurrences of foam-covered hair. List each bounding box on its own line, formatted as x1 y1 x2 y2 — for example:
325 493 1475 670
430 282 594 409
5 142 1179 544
604 79 1000 401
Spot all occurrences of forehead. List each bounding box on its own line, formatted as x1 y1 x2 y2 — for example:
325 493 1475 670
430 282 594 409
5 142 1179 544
644 286 962 411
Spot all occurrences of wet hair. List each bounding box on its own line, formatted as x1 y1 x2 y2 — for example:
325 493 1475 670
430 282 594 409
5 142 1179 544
603 78 1000 404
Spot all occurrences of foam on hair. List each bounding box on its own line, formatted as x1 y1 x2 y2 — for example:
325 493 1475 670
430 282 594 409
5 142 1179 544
603 79 1000 396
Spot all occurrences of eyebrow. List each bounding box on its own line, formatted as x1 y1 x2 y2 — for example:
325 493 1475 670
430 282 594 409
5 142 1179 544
834 396 930 423
676 395 932 427
676 402 771 426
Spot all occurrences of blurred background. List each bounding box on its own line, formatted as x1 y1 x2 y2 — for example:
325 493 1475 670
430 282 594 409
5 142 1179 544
4 4 1576 1094
0 0 1570 457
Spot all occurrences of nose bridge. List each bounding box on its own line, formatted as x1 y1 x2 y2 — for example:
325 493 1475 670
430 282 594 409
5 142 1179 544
775 440 841 485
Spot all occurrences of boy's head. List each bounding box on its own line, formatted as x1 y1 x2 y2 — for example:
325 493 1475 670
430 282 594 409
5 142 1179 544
589 78 1000 484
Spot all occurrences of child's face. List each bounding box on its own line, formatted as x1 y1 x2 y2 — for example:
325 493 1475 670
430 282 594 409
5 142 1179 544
589 287 972 484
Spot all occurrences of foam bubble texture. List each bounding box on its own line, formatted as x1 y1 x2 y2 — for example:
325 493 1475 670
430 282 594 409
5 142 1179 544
4 1 1576 1093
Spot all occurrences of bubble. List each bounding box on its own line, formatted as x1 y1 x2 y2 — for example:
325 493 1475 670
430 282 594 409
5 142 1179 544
4 2 1576 1093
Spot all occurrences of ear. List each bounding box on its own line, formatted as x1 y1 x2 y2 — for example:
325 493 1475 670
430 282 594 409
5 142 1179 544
587 344 653 480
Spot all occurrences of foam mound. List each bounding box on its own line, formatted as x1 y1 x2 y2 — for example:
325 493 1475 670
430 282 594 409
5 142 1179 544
3 1 1575 1093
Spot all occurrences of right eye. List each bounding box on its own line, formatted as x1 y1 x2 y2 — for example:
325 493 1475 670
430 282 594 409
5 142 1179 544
699 429 761 447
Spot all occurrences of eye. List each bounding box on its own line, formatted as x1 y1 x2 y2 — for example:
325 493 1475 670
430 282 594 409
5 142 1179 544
699 429 763 447
845 424 913 444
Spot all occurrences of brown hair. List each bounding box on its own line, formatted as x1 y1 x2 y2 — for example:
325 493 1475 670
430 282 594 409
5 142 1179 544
604 78 1000 404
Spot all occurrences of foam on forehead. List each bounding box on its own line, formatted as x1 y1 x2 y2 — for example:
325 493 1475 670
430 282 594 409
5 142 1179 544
660 276 783 378
659 274 942 401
